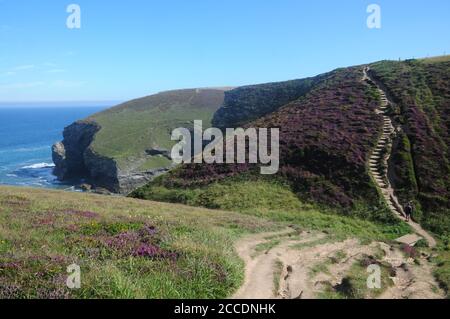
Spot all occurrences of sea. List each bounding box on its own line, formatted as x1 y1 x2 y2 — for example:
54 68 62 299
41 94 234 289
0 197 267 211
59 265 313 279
0 105 109 190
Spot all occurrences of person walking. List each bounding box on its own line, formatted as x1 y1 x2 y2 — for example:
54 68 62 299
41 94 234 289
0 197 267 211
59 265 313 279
404 201 414 222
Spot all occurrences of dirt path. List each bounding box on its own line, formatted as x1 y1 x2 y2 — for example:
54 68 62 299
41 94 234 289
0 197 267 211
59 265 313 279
363 68 436 248
231 69 441 299
232 229 443 299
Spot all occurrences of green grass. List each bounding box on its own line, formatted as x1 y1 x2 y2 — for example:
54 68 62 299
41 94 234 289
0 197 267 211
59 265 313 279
433 238 450 297
320 260 394 299
132 177 412 242
0 186 279 299
330 250 347 264
421 55 450 64
290 236 338 250
273 259 284 296
252 239 281 258
0 178 414 299
309 261 331 277
88 89 226 170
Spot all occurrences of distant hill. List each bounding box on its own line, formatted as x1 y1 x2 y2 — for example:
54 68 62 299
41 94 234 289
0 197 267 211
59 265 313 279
52 88 229 193
132 57 450 236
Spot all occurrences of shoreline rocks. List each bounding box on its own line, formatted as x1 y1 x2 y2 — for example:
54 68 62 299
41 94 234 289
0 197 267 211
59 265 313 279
52 120 170 195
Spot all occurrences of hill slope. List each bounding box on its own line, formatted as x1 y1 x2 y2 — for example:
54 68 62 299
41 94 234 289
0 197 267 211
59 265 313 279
2 186 447 299
132 58 450 236
370 57 450 234
52 88 229 194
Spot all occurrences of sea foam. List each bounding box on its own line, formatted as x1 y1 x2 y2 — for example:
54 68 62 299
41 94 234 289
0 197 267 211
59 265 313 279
21 162 55 169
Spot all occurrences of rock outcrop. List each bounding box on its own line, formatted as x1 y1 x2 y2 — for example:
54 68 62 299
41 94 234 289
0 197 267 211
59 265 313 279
52 120 101 179
52 120 168 194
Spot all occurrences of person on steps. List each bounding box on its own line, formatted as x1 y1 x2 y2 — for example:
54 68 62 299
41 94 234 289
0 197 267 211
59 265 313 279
404 201 414 222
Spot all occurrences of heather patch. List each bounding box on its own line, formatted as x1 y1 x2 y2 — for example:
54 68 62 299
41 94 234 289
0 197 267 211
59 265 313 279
0 194 31 210
1 186 266 298
401 244 418 259
0 255 71 299
64 210 100 219
103 225 178 260
80 221 144 236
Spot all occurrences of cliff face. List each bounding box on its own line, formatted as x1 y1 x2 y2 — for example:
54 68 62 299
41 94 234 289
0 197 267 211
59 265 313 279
52 120 120 192
52 121 101 179
212 75 325 128
52 122 169 194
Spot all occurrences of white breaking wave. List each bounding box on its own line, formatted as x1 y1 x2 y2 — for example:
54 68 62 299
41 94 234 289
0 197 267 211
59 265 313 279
21 162 55 169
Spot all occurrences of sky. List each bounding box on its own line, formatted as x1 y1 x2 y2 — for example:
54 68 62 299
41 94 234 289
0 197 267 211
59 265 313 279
0 0 449 103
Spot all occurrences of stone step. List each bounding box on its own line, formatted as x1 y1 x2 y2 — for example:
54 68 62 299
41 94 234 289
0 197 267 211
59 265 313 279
372 172 382 177
372 153 381 158
395 234 424 247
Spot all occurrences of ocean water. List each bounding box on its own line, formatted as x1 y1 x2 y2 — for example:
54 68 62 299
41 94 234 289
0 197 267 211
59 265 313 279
0 106 106 189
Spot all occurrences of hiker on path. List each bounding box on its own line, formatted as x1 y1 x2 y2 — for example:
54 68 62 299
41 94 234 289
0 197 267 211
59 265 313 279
404 201 414 222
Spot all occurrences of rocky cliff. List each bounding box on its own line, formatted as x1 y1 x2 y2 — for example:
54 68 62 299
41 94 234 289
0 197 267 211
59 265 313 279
52 88 227 194
52 121 170 194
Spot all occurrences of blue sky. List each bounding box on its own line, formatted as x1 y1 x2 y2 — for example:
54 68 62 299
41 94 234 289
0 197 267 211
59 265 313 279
0 0 449 103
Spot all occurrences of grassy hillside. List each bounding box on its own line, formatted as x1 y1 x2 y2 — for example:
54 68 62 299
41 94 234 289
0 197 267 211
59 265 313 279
132 174 411 240
0 186 276 298
370 57 450 235
89 88 228 171
132 59 449 237
0 186 415 299
133 67 386 216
